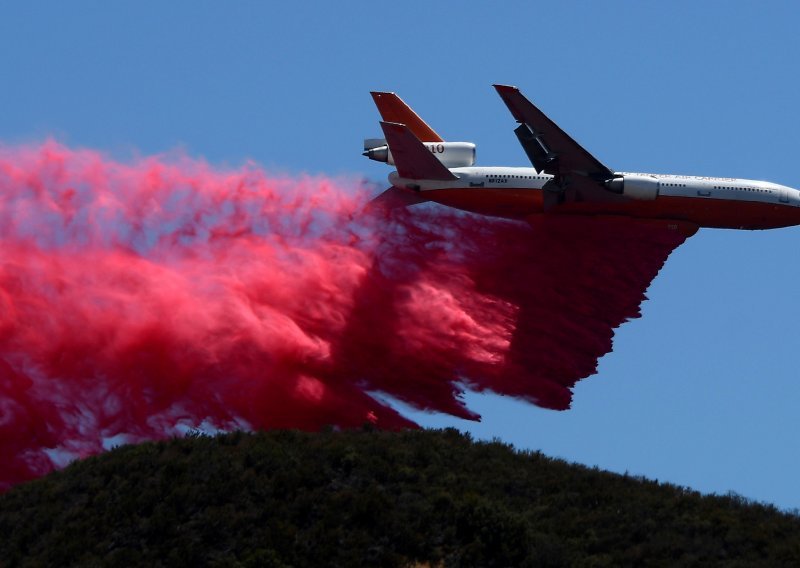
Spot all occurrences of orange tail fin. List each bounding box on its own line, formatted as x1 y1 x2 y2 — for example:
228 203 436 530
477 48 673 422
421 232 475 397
371 92 443 142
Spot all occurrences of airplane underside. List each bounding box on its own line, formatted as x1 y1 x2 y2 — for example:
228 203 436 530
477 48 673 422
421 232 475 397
422 188 800 230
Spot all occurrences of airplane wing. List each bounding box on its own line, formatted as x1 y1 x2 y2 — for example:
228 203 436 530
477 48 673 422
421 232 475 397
494 84 620 207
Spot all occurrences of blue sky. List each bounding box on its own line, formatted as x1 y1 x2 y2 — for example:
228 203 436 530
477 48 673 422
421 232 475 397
2 2 800 508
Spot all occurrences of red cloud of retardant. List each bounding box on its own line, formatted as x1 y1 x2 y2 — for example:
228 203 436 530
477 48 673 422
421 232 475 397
0 142 692 489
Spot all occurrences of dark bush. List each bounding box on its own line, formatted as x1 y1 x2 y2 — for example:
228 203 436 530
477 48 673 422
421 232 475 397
0 428 798 567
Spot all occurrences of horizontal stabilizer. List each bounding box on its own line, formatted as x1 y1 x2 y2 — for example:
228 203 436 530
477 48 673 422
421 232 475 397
380 122 457 181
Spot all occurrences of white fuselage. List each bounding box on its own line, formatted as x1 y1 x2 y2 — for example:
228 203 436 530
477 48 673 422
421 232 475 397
388 167 800 229
391 167 800 205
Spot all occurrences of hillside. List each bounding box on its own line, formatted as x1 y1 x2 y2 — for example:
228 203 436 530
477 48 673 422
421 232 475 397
1 428 798 567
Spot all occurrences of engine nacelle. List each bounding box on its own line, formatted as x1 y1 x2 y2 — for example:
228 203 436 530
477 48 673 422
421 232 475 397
363 140 476 168
605 174 659 200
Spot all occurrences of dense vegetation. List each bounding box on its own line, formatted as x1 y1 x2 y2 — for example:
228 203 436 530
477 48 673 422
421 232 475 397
1 428 798 567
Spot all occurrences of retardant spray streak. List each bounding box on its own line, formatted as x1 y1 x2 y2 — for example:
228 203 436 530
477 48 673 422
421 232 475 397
0 142 687 490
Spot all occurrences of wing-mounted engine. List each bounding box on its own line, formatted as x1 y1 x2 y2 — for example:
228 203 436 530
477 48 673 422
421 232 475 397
364 139 476 168
605 174 659 200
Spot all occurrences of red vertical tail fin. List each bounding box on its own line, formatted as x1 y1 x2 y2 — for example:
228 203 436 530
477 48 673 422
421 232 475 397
371 92 444 142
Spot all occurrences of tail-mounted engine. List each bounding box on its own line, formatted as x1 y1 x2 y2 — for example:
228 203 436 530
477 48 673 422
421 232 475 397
364 139 476 168
605 174 659 200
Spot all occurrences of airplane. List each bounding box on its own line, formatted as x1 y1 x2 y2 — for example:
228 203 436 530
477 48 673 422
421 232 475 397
364 85 800 233
361 87 800 409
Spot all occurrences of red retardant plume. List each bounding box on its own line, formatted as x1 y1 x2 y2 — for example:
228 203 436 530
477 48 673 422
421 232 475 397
0 142 693 490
